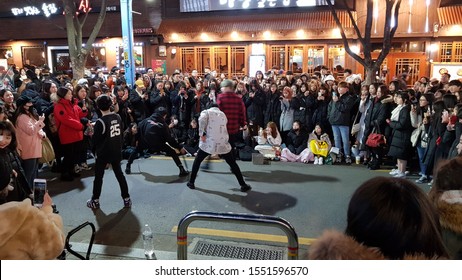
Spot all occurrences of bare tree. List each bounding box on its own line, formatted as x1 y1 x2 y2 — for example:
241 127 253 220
326 0 402 84
62 0 108 80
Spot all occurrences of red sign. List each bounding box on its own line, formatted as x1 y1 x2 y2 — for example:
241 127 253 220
78 0 92 13
152 60 166 75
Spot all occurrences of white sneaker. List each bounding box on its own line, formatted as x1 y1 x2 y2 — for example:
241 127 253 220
389 169 399 175
393 171 406 178
74 164 81 174
318 157 323 165
313 157 319 165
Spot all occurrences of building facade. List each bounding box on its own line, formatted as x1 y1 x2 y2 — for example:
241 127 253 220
1 0 461 86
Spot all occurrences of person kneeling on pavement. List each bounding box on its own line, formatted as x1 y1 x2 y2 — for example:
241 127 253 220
126 107 189 176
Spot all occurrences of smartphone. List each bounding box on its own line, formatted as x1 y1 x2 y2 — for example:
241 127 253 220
33 179 47 208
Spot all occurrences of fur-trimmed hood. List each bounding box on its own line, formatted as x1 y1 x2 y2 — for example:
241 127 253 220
308 230 436 260
434 190 462 235
0 199 65 260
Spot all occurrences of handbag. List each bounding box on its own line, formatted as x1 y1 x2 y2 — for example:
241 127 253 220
366 128 385 148
351 110 361 136
309 140 329 157
39 137 55 164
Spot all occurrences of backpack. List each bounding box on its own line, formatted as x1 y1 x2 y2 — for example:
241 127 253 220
238 145 258 161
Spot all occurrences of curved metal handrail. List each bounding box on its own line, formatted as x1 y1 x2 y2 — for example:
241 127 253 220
177 211 299 260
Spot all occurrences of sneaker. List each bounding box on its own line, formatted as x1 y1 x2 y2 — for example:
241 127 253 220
415 175 428 184
74 164 81 174
80 163 91 170
179 169 190 177
345 156 352 164
428 179 434 186
313 157 319 165
125 164 131 175
86 199 100 209
240 184 252 192
123 197 132 208
335 155 342 163
393 171 406 178
187 182 195 189
318 157 324 165
389 169 399 175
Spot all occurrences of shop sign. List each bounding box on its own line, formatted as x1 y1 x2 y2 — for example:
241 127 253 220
11 3 58 17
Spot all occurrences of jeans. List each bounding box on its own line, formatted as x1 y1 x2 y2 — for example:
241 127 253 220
416 144 427 176
21 158 39 187
332 125 351 157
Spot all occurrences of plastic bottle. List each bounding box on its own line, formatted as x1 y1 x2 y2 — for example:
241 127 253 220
142 224 156 260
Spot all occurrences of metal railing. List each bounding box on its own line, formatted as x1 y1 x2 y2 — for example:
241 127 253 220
177 211 299 260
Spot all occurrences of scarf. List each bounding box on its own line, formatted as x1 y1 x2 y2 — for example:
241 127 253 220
390 104 404 122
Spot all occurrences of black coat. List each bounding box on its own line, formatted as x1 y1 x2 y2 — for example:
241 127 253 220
448 122 462 158
285 128 309 155
244 89 266 128
293 93 316 132
146 89 171 117
387 105 413 159
137 112 181 151
264 92 281 128
362 95 393 144
128 89 148 123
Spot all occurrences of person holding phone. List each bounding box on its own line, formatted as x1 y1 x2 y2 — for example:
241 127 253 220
0 161 65 259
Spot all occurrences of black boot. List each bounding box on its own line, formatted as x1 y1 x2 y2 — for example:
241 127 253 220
179 166 189 177
125 163 131 175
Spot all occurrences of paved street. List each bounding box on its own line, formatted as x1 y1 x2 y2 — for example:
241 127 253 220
43 156 429 260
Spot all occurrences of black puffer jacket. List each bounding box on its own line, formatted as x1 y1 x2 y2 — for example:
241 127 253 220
137 111 181 151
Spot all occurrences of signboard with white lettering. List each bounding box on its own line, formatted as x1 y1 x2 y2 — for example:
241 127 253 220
180 0 334 12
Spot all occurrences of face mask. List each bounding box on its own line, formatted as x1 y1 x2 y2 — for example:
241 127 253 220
173 119 179 125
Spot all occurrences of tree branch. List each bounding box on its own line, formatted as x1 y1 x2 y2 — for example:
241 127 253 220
326 0 366 68
86 0 108 48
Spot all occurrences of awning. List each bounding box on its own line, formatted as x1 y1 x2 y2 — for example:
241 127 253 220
438 6 462 26
158 11 356 35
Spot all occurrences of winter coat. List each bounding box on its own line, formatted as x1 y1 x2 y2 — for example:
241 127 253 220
362 95 393 144
146 89 171 117
285 128 309 155
448 122 462 158
15 114 46 159
387 105 413 160
312 99 330 132
128 89 148 123
137 111 180 151
430 190 462 259
293 93 316 131
198 107 231 155
264 92 281 128
0 199 65 260
309 230 442 260
244 89 266 128
279 99 295 132
53 98 84 145
327 93 356 126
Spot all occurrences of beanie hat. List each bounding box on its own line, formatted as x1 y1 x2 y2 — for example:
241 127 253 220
220 79 234 89
135 79 145 88
77 78 88 85
15 95 33 108
57 87 70 99
96 95 112 111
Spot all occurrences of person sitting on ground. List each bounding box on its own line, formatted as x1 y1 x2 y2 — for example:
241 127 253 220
307 124 332 165
186 104 251 192
0 161 65 259
309 177 449 260
429 157 462 259
254 121 282 159
280 120 308 162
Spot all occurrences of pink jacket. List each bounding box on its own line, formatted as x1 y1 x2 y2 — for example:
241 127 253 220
15 114 46 160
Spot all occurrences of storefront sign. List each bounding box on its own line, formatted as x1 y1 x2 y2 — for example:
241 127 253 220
11 3 58 17
134 28 154 34
180 0 334 12
152 60 167 74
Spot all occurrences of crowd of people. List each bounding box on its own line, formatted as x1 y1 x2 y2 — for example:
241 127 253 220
1 62 462 259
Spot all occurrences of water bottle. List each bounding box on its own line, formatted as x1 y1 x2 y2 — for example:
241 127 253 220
142 224 156 260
